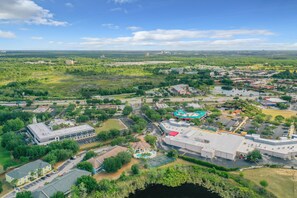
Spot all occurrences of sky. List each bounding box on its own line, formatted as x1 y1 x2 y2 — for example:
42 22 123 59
0 0 297 50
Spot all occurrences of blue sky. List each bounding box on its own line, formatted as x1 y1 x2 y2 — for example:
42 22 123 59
0 0 297 50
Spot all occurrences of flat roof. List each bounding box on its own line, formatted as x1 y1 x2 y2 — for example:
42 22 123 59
174 110 206 119
28 123 95 142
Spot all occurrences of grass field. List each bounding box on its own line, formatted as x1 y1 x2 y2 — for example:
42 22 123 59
95 119 127 133
239 168 297 198
262 108 297 119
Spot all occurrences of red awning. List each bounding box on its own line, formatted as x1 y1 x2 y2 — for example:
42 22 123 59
169 131 179 136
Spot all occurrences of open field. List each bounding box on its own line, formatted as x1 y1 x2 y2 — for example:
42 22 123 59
238 168 297 198
95 119 127 133
262 108 297 119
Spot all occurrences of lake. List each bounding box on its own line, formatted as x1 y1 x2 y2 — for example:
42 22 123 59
129 183 220 198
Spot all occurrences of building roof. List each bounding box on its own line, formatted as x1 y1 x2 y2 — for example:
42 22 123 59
265 98 287 103
28 123 94 143
131 141 151 150
87 146 128 169
6 160 50 179
32 169 90 198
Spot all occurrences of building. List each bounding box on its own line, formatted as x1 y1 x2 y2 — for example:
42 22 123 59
6 160 51 186
27 123 95 145
159 119 191 134
173 109 207 120
261 97 288 106
87 146 128 172
170 84 190 95
65 60 75 65
155 103 169 109
32 169 90 198
161 120 297 160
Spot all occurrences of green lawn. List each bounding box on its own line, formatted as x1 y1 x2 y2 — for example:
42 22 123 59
95 119 127 133
239 168 297 198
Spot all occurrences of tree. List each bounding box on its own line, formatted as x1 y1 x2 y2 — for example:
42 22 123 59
131 164 140 175
2 118 25 133
103 157 122 173
0 181 3 193
167 149 178 159
117 152 132 164
123 106 133 116
76 175 98 193
77 161 94 173
16 191 33 198
50 191 65 198
83 151 97 161
260 180 268 188
277 103 289 110
144 135 157 146
281 95 292 102
246 150 262 162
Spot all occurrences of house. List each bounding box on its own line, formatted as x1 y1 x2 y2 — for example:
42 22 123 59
170 84 190 95
131 141 156 159
87 146 128 172
32 169 90 198
6 160 51 186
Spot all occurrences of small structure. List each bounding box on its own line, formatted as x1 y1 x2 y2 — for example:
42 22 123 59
131 141 156 159
65 60 75 65
6 160 51 186
32 169 90 198
87 146 128 172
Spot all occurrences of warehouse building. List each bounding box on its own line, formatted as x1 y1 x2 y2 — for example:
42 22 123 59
27 123 95 145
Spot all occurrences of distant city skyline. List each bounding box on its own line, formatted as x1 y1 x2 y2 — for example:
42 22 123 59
0 0 297 50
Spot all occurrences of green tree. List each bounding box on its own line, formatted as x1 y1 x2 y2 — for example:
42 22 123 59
50 191 65 198
117 152 132 165
246 150 262 162
16 191 33 198
123 106 133 116
83 151 97 161
0 181 3 193
77 161 94 173
260 180 268 188
76 175 98 193
2 118 25 133
131 164 140 175
103 157 122 173
167 149 178 159
144 135 157 146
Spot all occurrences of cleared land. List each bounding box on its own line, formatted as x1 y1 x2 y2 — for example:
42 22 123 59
240 168 297 198
262 108 297 119
95 119 127 133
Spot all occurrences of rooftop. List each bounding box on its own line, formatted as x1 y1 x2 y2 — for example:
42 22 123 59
6 160 50 179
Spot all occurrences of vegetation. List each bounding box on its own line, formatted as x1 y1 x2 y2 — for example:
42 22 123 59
167 149 178 159
144 135 157 146
83 151 97 161
246 150 262 163
16 191 33 198
77 161 94 173
103 152 132 173
260 180 269 188
50 191 65 198
131 164 140 175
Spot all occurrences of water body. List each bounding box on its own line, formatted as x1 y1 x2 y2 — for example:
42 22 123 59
129 183 220 198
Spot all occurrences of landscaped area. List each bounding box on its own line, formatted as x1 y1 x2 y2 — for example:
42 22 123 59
239 168 297 198
95 119 127 133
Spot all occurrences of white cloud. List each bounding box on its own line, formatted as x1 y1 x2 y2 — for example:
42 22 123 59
0 30 16 38
110 7 128 13
0 0 68 26
79 28 282 50
111 0 136 4
127 26 141 31
31 36 43 40
65 2 74 8
102 23 120 29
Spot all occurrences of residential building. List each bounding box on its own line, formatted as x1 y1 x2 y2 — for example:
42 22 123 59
6 160 51 186
27 123 95 145
32 169 90 198
87 146 128 172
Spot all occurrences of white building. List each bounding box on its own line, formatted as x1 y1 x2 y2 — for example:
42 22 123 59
27 123 95 145
161 120 297 160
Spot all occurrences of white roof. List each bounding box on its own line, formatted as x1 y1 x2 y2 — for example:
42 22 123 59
28 123 94 143
265 98 287 103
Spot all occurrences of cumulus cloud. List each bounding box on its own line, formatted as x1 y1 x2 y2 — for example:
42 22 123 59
0 30 16 38
102 23 120 29
0 0 68 26
65 2 74 8
80 28 276 50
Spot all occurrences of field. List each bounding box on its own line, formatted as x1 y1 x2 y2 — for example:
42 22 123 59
95 119 127 133
239 168 297 198
262 108 297 119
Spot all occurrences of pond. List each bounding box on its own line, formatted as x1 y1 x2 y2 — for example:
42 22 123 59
129 183 220 198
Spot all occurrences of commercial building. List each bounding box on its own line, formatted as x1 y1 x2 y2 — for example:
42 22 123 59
6 160 51 186
32 169 90 198
261 97 288 106
162 120 297 160
173 109 207 120
27 123 95 145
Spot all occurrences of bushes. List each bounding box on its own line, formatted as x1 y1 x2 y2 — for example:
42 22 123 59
83 151 97 161
76 175 98 193
77 161 94 173
179 155 239 171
